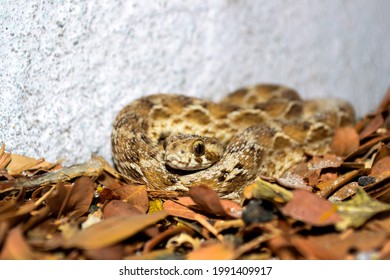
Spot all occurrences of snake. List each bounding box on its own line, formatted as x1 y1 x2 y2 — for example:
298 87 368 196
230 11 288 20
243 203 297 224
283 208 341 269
111 84 355 200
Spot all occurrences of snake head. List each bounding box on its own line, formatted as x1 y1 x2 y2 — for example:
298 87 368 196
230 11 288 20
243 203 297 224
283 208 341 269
163 134 224 171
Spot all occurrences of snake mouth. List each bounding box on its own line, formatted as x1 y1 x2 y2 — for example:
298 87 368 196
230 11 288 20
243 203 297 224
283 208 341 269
165 155 210 171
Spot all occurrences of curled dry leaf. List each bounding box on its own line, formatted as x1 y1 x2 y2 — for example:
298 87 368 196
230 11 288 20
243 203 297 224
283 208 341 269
0 144 12 170
5 154 55 177
375 87 390 113
373 143 390 163
328 182 360 202
316 169 365 198
359 114 384 139
344 134 390 161
371 156 390 176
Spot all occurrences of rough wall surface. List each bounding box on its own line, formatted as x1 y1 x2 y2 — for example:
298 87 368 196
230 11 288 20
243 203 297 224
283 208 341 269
1 0 389 164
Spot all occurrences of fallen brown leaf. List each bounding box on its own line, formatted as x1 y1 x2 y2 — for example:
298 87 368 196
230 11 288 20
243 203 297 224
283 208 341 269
317 169 365 198
371 156 390 175
189 185 241 218
292 230 386 260
163 199 206 220
281 189 342 226
0 226 35 260
62 211 167 250
83 244 124 260
103 200 143 218
0 144 12 170
186 242 235 260
331 126 360 156
113 184 149 213
67 176 95 219
359 114 384 139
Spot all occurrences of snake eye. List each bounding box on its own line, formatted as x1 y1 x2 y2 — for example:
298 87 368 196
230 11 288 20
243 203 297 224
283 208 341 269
193 140 205 156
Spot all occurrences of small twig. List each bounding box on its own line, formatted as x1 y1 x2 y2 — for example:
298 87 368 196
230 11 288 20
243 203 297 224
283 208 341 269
233 233 273 259
34 184 57 207
194 214 225 242
0 157 105 192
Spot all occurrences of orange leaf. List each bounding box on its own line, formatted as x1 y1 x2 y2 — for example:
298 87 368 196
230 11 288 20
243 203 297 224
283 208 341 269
331 126 360 156
0 144 12 170
121 185 149 213
189 185 241 218
281 189 342 226
163 199 202 220
0 226 35 259
103 200 143 218
62 211 167 250
186 242 235 260
371 156 390 176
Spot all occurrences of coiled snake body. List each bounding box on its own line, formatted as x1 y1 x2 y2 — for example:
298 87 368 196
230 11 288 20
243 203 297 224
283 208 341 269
111 85 355 200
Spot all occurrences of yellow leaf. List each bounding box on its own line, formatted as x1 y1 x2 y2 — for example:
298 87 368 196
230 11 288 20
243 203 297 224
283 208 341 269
250 178 293 203
335 187 390 231
148 199 164 213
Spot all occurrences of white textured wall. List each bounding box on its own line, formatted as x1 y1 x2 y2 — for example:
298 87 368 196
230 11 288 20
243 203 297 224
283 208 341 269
1 0 389 164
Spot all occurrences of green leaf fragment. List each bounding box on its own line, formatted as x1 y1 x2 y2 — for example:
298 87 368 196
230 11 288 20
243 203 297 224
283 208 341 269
253 178 293 203
335 187 390 231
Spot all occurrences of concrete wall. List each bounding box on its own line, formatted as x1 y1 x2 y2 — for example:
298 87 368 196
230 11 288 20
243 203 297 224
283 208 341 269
1 0 389 164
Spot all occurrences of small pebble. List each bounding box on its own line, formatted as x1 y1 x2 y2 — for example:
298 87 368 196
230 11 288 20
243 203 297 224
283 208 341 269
357 176 376 186
242 199 277 224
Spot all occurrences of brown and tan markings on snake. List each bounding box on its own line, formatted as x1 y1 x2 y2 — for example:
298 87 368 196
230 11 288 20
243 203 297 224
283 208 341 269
111 84 355 200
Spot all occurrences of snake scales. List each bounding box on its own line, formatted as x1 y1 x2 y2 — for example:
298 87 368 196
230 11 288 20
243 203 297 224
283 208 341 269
111 84 355 200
